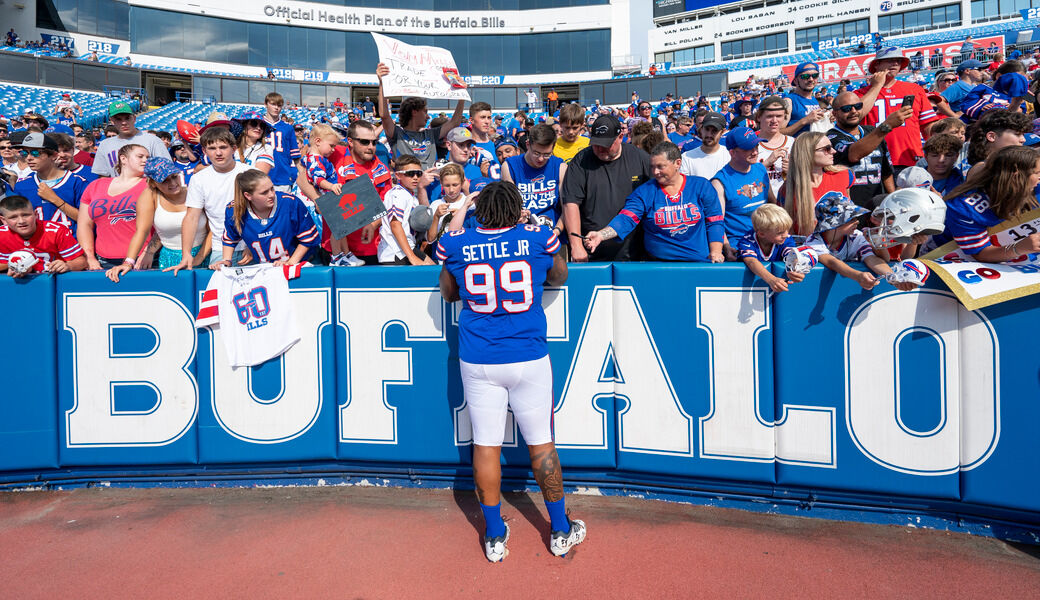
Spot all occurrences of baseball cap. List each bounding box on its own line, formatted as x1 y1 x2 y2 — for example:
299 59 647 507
956 59 984 74
17 132 59 152
1024 133 1040 147
895 166 934 190
756 95 786 115
445 126 473 144
794 62 820 76
143 157 182 183
61 93 70 98
995 72 1029 98
589 114 622 146
725 127 765 151
814 192 868 232
408 205 434 233
168 138 186 150
493 115 503 120
700 112 727 131
45 124 75 136
870 47 910 73
494 136 518 150
108 101 133 118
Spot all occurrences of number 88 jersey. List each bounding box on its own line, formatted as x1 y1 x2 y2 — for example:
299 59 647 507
436 224 560 365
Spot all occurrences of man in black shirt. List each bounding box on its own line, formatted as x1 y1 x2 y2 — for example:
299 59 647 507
561 114 652 262
826 91 908 210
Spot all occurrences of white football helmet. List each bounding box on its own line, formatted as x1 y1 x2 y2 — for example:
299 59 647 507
866 188 946 248
884 259 930 287
782 245 819 275
7 249 39 274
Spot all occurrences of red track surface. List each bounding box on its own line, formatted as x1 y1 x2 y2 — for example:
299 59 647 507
1 486 1038 599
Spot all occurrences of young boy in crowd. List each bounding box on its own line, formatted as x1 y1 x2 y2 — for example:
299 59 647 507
738 203 802 292
380 154 435 266
806 193 917 291
552 103 590 164
922 133 965 196
0 194 86 276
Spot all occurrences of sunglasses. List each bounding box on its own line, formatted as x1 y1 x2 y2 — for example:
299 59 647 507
799 73 819 80
396 170 423 178
939 78 957 83
244 120 263 128
639 105 652 110
815 145 835 153
837 102 864 113
351 137 377 146
25 149 48 157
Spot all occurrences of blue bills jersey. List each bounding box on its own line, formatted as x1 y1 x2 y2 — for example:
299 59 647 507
609 175 725 262
13 171 87 234
505 154 564 226
436 224 560 365
936 191 1002 254
264 118 301 186
70 164 98 185
737 231 798 261
222 192 320 262
712 163 769 241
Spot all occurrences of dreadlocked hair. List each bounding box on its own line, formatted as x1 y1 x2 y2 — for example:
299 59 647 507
473 181 523 229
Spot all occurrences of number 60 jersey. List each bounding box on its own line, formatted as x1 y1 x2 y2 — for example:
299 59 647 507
436 224 560 365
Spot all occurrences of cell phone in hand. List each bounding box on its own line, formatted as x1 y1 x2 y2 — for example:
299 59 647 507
901 95 915 108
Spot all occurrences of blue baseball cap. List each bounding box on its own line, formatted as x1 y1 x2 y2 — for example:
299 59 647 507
143 157 181 183
494 136 518 150
1024 133 1040 146
794 62 820 76
995 72 1029 98
956 59 984 74
725 127 765 151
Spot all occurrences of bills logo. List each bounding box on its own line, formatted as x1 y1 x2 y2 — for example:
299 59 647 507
902 260 929 283
737 181 765 199
653 203 702 236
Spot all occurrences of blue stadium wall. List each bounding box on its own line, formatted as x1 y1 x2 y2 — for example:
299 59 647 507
3 264 1038 538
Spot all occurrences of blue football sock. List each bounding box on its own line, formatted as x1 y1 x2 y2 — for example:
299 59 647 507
480 501 506 538
544 497 570 533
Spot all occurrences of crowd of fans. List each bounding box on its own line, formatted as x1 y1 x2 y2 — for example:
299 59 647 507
2 42 1040 291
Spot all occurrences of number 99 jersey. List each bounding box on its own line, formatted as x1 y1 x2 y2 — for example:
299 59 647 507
436 224 560 365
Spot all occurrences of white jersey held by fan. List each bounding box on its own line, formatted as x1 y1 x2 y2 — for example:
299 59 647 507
196 263 302 367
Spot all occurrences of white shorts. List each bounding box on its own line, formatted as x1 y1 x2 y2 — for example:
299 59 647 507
460 355 554 447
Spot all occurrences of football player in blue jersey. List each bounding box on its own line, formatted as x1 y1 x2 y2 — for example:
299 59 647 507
939 145 1040 261
218 169 320 268
262 92 301 192
437 181 585 563
13 132 86 234
502 124 567 228
585 141 725 262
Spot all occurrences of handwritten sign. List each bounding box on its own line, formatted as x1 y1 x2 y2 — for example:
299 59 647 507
372 32 471 101
314 175 387 240
921 207 1040 309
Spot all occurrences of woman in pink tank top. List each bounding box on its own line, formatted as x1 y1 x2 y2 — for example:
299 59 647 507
77 144 150 270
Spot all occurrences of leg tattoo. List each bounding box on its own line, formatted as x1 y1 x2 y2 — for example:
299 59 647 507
531 447 565 503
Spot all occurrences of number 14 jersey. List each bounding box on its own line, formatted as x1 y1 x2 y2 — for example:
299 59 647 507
436 224 560 365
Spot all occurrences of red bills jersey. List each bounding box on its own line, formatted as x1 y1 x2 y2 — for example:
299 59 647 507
856 80 940 167
332 148 391 256
0 221 83 271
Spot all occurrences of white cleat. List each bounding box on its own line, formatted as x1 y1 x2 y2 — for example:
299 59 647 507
550 518 586 556
484 522 510 563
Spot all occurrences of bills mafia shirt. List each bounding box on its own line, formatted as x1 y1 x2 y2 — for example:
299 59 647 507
711 163 770 240
0 221 83 271
505 154 564 226
13 171 88 234
436 224 560 365
222 192 320 263
608 175 725 262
